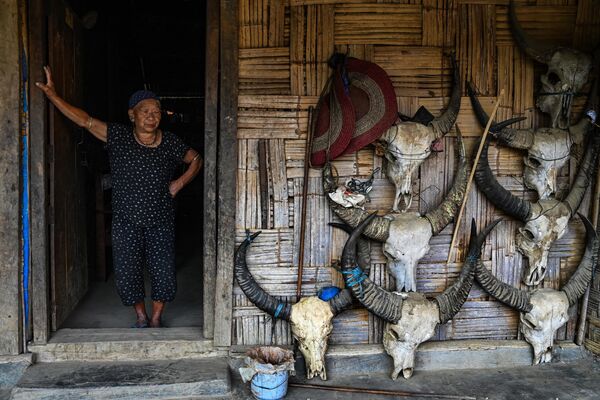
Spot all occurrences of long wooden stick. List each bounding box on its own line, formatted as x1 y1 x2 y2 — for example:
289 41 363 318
447 89 505 263
289 382 476 399
297 107 314 297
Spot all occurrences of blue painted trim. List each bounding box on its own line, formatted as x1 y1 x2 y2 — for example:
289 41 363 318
20 47 30 330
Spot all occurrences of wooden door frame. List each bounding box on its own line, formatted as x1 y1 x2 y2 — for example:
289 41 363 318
204 0 238 346
28 0 238 347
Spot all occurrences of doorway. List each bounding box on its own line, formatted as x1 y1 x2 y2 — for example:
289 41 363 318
44 0 206 331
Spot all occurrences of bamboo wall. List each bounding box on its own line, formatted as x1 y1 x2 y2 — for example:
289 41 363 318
234 0 600 349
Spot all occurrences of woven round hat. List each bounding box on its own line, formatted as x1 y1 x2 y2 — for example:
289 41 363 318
310 65 355 167
340 57 398 156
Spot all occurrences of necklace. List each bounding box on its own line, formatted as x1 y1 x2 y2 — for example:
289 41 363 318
134 129 159 147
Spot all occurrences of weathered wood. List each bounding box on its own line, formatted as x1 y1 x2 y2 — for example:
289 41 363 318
214 0 239 348
0 0 22 355
203 0 220 340
28 0 50 345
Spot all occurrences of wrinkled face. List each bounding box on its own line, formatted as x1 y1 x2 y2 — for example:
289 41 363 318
383 214 433 292
129 98 162 134
523 130 571 199
383 293 439 379
516 201 570 286
520 290 569 364
380 123 436 212
290 297 334 380
537 49 592 129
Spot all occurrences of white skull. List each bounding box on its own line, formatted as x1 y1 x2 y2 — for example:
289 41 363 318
523 129 571 199
382 293 439 379
383 214 433 292
515 200 570 286
538 49 592 129
520 290 569 364
380 123 436 212
290 297 334 380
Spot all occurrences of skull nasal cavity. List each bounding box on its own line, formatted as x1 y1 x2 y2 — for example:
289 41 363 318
547 72 561 86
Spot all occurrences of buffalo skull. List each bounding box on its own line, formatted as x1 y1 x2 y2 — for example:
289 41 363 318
338 214 499 379
378 56 461 212
469 82 593 199
476 214 598 364
510 0 592 129
235 232 357 380
323 133 468 292
475 131 598 286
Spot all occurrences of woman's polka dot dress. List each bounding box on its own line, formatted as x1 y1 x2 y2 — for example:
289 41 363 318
106 122 189 306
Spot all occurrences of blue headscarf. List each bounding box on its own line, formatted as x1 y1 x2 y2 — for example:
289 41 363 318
128 90 159 109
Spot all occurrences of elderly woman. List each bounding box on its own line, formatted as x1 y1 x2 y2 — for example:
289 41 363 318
36 66 202 328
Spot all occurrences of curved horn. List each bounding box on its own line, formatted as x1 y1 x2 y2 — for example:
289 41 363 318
430 55 462 138
234 232 292 321
467 82 532 149
424 129 468 234
323 163 390 242
475 138 532 221
341 213 403 324
509 1 552 64
562 214 599 306
329 222 371 270
563 136 600 215
327 288 354 316
436 219 501 324
569 77 598 144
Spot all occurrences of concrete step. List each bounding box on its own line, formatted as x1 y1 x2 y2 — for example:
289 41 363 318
10 358 231 400
28 328 224 362
231 339 590 379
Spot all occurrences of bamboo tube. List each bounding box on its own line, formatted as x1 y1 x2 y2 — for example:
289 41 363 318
289 382 476 399
447 89 505 263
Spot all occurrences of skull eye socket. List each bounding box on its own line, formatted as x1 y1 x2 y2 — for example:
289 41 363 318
547 72 561 86
527 156 541 168
523 229 535 240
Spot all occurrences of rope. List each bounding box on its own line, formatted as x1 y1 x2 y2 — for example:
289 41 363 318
342 267 367 296
273 303 285 319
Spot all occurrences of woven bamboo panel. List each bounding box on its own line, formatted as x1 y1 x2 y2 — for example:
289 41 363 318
234 0 599 351
334 4 422 45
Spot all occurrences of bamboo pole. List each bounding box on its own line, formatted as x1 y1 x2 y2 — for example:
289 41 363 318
575 130 600 346
289 383 476 399
297 107 314 297
447 90 504 263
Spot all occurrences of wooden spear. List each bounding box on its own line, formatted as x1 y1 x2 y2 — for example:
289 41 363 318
447 89 505 263
297 107 314 297
289 382 476 399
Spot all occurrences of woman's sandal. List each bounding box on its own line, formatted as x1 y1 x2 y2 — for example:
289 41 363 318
132 319 149 328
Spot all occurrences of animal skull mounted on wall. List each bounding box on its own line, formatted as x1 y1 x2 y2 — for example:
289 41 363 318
323 132 468 292
469 82 594 199
337 214 499 379
474 134 599 286
509 0 592 129
476 214 598 364
235 232 356 380
378 55 461 212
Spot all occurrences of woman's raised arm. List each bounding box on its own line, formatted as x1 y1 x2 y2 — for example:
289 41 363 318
35 66 108 142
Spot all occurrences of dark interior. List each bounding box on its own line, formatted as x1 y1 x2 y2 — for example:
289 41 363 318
60 0 206 329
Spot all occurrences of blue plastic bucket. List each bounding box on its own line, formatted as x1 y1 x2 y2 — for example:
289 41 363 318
250 370 289 400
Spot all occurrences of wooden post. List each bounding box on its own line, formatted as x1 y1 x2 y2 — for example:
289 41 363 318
447 90 504 263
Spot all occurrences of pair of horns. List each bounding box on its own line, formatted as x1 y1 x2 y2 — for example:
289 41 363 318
339 213 500 324
234 232 356 320
323 131 468 239
477 214 598 310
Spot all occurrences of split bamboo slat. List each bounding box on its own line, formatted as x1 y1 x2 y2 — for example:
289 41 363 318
233 0 600 350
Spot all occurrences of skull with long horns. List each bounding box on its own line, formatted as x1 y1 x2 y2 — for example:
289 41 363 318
468 82 595 199
378 55 461 212
337 214 500 379
235 231 363 380
509 0 592 129
323 132 468 292
474 133 599 286
476 214 598 364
